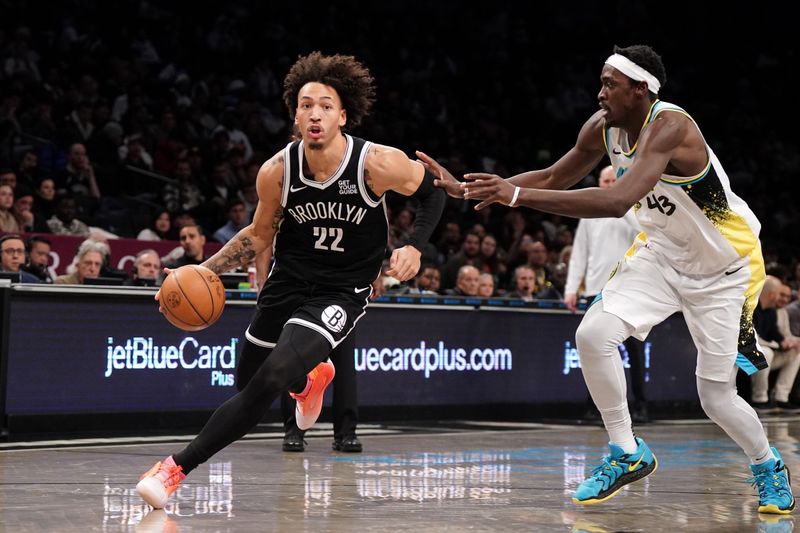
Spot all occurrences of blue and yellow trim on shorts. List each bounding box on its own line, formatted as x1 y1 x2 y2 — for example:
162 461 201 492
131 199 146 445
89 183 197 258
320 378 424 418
736 245 767 375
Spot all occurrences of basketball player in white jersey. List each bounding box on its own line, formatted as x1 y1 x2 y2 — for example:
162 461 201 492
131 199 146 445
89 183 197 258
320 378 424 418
420 44 793 514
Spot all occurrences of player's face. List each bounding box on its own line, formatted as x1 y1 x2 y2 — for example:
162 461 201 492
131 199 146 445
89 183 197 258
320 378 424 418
295 82 346 149
598 66 639 127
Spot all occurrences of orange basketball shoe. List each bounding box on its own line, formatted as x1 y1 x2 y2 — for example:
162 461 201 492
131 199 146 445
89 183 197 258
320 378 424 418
291 360 335 430
136 456 186 509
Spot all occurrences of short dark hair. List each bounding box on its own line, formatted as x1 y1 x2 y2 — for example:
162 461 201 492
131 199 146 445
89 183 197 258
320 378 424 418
26 235 51 251
613 44 667 97
283 51 376 129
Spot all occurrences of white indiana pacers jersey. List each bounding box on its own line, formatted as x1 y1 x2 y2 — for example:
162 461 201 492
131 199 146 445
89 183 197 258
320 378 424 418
605 100 761 275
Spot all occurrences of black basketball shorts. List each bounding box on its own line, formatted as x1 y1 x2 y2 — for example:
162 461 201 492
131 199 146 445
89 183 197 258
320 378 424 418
244 269 372 349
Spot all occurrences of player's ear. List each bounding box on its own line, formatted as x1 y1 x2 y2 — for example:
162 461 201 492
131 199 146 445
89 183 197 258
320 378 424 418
339 109 346 128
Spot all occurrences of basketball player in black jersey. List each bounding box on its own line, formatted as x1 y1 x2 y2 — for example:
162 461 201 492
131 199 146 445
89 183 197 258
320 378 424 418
135 52 446 510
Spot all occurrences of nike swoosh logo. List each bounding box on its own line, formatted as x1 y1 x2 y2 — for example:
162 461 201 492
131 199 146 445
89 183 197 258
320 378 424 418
290 184 308 192
612 148 622 154
628 453 644 472
354 286 371 294
725 266 744 276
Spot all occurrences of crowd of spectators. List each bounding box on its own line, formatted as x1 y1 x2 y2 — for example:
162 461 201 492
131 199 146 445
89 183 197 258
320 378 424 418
1 2 798 299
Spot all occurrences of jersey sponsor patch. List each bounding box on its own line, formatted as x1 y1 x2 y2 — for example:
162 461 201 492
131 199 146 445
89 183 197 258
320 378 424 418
338 179 358 195
321 305 347 333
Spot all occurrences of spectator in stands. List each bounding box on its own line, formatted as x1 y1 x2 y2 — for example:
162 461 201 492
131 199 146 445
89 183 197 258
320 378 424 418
0 184 22 232
213 199 248 243
0 234 40 282
526 240 555 290
168 224 207 268
478 233 507 281
0 168 17 189
137 210 174 241
13 184 35 231
60 100 94 145
751 276 800 412
440 231 483 290
202 161 236 228
506 265 537 302
436 221 461 264
163 160 205 214
54 239 104 284
32 177 56 226
444 265 480 296
22 235 53 283
787 285 800 337
392 208 415 245
17 150 39 190
55 143 101 216
477 272 496 297
46 194 90 237
401 264 441 295
124 249 161 287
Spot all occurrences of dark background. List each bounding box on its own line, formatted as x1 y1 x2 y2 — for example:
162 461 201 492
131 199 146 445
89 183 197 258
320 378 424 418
2 0 797 262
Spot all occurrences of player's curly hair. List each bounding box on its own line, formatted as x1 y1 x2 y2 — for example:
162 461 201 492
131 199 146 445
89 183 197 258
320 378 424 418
613 44 667 98
283 51 376 130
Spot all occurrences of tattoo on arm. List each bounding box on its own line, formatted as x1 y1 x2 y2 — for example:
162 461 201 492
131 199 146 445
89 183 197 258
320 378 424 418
364 167 375 192
272 207 283 231
205 235 257 274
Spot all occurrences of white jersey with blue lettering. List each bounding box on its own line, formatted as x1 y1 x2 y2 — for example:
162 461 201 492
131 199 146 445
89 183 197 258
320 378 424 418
604 100 761 276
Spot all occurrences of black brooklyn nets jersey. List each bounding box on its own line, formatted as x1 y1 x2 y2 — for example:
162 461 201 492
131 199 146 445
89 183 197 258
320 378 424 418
274 134 389 287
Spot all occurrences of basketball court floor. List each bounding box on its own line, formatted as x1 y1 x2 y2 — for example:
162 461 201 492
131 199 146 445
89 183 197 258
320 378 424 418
1 417 797 532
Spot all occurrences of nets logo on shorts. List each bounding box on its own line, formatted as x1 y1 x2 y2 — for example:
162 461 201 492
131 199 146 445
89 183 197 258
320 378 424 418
321 305 347 333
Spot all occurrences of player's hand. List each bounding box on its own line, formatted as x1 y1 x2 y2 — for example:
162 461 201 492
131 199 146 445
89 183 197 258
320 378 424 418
564 293 578 313
462 173 516 210
154 267 174 314
415 151 464 199
386 245 421 282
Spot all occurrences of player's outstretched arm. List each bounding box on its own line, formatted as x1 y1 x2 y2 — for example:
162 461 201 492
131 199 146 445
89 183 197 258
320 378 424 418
366 145 446 281
464 114 686 218
202 152 285 275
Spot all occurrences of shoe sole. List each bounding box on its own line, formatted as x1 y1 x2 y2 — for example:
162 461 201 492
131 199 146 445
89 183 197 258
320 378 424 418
296 364 335 430
137 477 168 509
759 500 795 514
572 455 658 506
333 445 363 453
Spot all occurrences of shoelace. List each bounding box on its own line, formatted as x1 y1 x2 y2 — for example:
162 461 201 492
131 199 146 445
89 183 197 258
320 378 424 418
589 456 625 487
748 466 791 503
142 461 184 490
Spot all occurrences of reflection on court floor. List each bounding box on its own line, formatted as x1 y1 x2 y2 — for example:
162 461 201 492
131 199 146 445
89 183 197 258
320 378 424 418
1 419 798 532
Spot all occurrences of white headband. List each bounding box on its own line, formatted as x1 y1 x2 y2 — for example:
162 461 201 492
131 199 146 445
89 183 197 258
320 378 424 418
605 53 661 94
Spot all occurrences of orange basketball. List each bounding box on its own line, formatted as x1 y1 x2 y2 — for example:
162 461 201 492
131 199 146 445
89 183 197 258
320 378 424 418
159 265 226 331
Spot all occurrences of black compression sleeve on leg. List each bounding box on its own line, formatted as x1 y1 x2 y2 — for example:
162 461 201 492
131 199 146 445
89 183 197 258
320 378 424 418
406 169 446 253
174 325 331 473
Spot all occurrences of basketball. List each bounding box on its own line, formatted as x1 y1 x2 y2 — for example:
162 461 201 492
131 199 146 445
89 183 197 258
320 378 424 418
159 265 226 331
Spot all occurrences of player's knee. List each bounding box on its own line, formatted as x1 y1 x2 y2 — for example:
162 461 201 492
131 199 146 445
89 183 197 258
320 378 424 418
240 345 306 402
576 314 612 358
697 379 729 419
